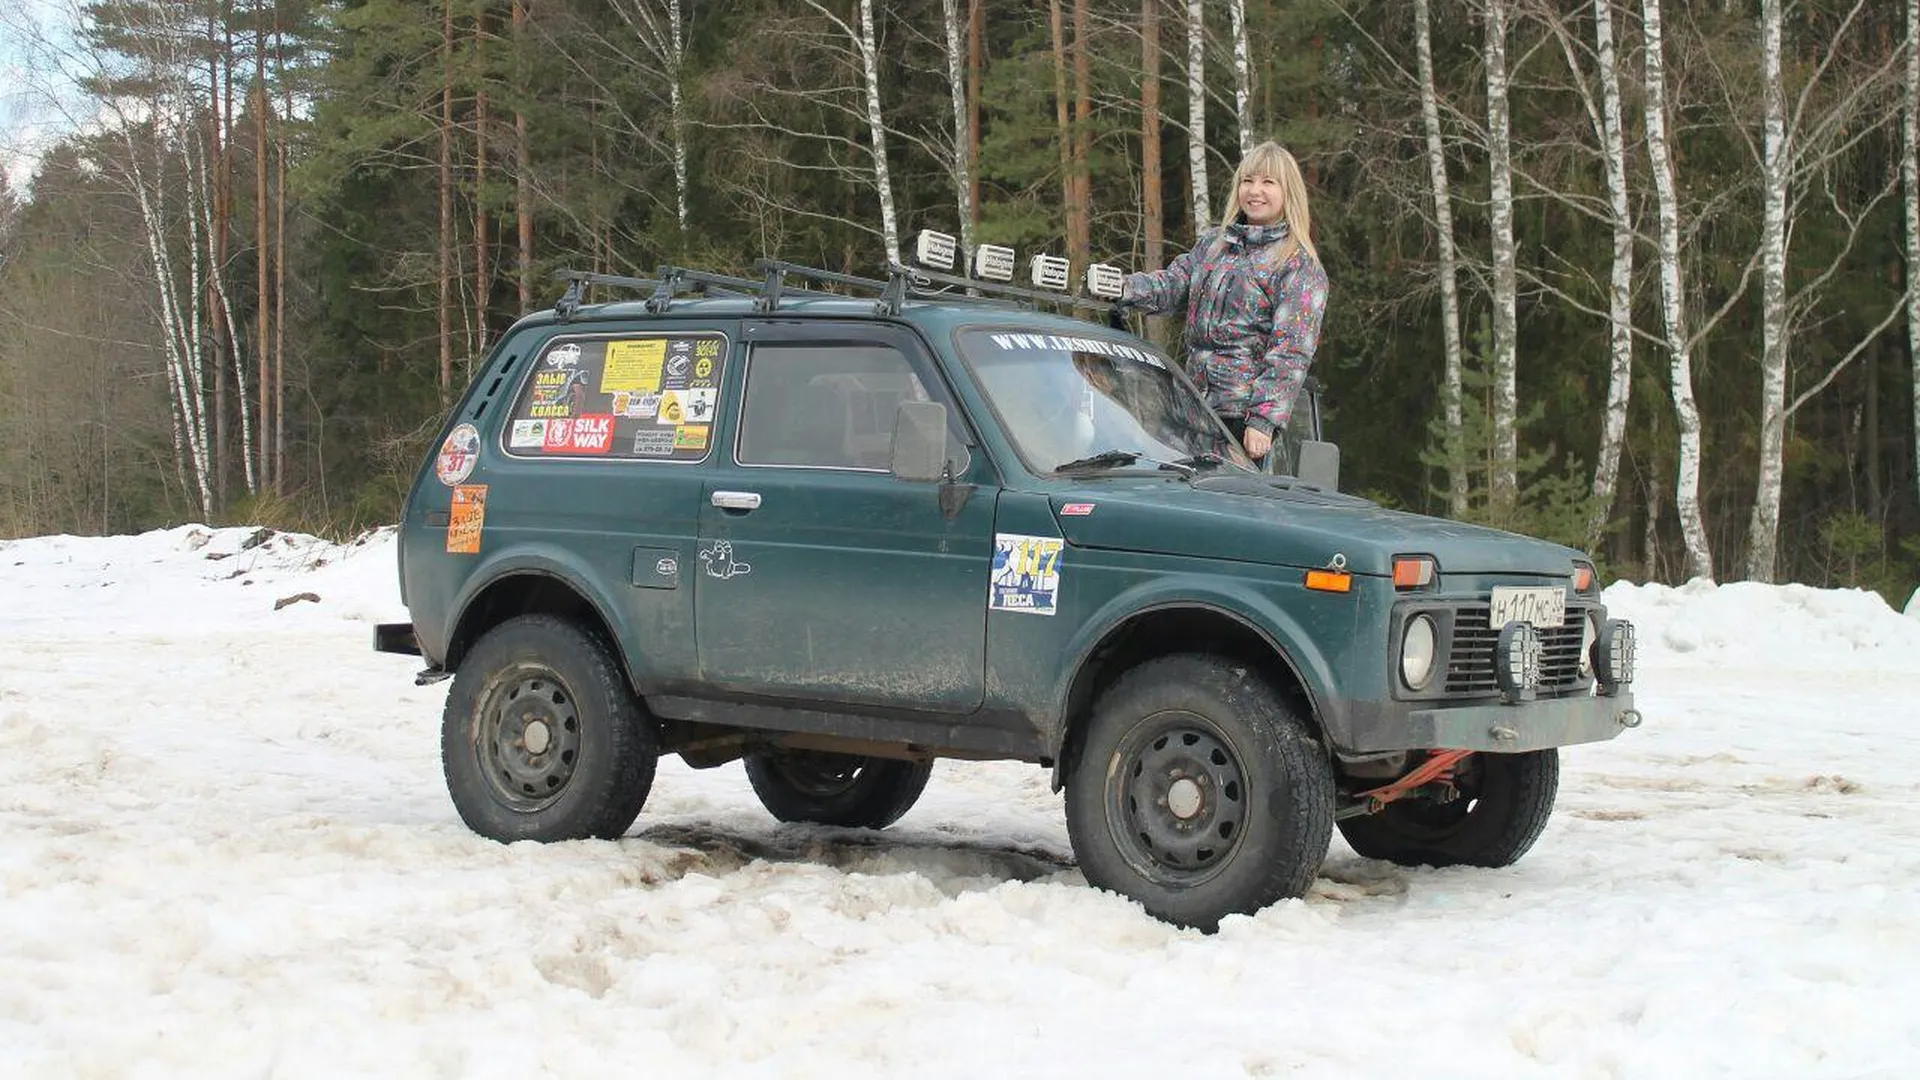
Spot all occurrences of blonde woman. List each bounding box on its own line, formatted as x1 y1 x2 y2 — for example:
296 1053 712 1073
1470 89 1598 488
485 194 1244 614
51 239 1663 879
1118 141 1330 466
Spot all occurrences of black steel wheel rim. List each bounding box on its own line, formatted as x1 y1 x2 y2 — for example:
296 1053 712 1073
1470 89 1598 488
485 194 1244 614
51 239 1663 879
1106 710 1249 886
478 665 584 812
770 751 867 798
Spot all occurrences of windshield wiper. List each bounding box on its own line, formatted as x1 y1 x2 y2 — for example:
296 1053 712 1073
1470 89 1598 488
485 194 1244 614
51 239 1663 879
1171 452 1227 471
1054 449 1196 479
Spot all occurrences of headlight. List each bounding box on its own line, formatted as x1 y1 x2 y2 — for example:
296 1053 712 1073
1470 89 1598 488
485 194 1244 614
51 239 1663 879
1579 612 1600 678
1401 614 1437 690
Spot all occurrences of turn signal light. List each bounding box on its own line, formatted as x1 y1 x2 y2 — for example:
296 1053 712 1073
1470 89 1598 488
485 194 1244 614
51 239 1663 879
1305 569 1353 593
1573 562 1596 593
1393 556 1435 590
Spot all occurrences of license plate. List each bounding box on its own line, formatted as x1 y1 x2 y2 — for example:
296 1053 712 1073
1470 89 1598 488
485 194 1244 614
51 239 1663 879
1490 586 1566 630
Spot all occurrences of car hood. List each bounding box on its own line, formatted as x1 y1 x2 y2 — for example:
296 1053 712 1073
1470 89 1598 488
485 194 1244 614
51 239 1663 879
1046 474 1585 577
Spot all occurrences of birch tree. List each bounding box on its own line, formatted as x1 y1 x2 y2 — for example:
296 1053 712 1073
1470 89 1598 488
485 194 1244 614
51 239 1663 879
606 0 691 232
1484 0 1519 516
1230 0 1252 155
1586 0 1634 551
1642 0 1714 580
708 2 903 257
1187 0 1209 232
1910 0 1920 511
1745 0 1790 583
940 0 974 256
853 0 899 258
1414 0 1467 519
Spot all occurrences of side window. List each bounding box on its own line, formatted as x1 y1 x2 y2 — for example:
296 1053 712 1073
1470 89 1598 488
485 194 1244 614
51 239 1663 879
738 342 969 473
504 333 727 461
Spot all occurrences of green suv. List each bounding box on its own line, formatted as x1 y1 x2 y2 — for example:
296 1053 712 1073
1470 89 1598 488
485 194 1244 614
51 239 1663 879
377 253 1640 930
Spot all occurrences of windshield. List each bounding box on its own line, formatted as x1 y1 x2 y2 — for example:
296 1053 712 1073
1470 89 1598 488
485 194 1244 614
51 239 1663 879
958 329 1254 475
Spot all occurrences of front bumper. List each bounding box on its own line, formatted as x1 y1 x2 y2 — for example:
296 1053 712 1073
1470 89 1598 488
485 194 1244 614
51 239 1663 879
1340 690 1640 754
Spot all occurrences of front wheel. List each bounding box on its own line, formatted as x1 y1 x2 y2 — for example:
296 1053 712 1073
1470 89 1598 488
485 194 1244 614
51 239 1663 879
441 614 658 842
743 749 932 829
1064 654 1335 931
1337 749 1558 868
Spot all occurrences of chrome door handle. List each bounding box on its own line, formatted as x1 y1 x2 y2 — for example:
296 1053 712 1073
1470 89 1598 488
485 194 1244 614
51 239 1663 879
710 490 762 511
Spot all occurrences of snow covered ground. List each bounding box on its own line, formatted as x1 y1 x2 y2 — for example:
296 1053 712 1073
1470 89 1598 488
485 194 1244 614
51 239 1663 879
2 526 1918 1079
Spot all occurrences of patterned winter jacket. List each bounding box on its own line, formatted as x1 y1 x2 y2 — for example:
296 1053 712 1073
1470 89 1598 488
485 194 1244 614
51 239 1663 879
1119 221 1330 434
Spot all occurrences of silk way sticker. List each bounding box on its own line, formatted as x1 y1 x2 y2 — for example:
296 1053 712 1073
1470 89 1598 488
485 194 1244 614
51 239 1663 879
989 533 1064 616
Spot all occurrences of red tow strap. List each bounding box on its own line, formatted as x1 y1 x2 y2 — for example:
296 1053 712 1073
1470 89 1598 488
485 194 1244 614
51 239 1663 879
1356 749 1474 810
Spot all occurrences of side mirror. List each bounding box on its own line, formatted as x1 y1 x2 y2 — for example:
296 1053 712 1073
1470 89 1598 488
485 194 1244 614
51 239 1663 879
891 400 949 482
1296 439 1340 491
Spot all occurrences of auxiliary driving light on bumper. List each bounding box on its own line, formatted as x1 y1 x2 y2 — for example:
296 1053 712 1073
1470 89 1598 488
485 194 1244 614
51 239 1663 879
1495 621 1543 703
1594 618 1637 696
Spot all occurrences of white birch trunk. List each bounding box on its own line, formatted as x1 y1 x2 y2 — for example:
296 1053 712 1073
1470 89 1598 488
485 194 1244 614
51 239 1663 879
1588 0 1635 551
1415 0 1467 519
1484 0 1519 515
670 0 688 230
1186 0 1209 232
941 0 974 256
1643 0 1715 581
857 0 899 258
128 124 213 518
1908 0 1920 512
1229 0 1252 156
193 125 256 496
1745 0 1790 582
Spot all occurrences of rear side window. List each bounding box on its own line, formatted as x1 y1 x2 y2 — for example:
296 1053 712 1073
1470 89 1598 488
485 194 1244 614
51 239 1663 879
504 333 727 462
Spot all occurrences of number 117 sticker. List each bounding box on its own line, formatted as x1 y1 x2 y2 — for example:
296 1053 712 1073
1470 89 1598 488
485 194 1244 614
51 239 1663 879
990 533 1064 616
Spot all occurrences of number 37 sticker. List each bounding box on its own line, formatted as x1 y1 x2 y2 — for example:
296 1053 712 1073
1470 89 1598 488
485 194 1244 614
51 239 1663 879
990 533 1064 616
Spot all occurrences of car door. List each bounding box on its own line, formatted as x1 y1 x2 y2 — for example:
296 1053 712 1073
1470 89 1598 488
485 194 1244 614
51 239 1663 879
694 319 996 713
484 323 737 691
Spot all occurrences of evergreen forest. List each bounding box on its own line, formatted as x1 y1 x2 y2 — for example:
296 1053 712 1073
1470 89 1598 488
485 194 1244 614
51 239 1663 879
2 0 1918 602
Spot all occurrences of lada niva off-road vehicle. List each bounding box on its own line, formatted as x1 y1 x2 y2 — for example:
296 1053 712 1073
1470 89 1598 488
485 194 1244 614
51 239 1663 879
377 235 1640 930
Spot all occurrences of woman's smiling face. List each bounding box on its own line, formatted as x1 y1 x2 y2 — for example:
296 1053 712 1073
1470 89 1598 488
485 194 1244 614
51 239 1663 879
1238 172 1285 227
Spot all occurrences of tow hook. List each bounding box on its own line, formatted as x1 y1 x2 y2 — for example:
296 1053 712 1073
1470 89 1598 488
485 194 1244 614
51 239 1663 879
415 668 452 686
1617 708 1643 729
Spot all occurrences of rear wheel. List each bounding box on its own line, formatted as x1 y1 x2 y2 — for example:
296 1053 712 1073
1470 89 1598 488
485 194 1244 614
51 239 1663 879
1064 654 1334 931
1337 749 1558 868
441 614 658 842
743 749 932 829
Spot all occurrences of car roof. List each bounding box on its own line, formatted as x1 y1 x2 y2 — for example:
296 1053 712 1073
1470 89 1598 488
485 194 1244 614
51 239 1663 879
507 296 1127 341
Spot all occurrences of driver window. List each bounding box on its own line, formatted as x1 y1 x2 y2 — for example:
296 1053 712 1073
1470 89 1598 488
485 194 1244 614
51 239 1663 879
738 342 968 472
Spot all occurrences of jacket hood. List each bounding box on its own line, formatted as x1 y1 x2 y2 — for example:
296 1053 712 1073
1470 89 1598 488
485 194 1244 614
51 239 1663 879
1046 474 1586 578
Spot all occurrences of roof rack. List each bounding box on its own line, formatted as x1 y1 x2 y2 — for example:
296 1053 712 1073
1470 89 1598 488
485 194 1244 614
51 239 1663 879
551 255 1122 321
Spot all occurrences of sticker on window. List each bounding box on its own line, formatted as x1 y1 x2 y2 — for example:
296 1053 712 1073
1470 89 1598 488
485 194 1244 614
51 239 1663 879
989 533 1064 616
508 334 728 461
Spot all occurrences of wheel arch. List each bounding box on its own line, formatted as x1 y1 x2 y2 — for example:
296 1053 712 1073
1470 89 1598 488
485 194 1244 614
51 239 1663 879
446 566 636 691
1049 601 1332 792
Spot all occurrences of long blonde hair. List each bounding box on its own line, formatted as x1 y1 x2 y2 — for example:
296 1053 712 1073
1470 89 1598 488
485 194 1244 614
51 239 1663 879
1221 141 1319 267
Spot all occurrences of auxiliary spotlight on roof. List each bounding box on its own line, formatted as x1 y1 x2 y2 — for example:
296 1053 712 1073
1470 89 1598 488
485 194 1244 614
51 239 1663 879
973 244 1016 282
1029 253 1071 291
914 230 959 272
1085 263 1124 301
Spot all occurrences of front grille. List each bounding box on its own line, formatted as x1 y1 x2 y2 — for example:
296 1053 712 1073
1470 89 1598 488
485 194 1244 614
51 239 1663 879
1443 604 1589 695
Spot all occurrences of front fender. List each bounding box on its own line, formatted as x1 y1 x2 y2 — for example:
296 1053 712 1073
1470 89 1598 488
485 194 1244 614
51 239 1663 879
1048 572 1356 755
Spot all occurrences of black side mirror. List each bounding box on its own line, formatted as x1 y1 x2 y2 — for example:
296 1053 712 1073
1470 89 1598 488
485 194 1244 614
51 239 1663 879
890 401 949 482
